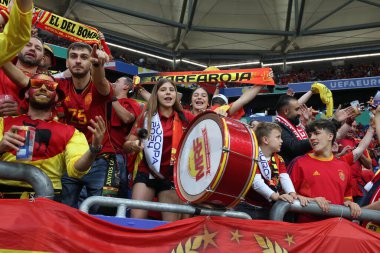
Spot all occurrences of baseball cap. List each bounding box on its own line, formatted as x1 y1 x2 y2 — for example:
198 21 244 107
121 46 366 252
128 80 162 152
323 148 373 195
43 44 56 67
212 94 228 105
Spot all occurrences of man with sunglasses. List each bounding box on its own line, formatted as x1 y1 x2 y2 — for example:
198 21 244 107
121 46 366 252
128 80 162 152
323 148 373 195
0 73 106 199
1 42 117 208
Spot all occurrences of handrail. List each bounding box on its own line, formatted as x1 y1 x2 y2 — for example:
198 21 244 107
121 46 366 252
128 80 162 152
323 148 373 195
80 196 252 220
0 161 54 199
269 200 380 222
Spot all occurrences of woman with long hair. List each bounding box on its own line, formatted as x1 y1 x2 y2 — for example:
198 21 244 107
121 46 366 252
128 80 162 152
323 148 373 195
123 78 194 221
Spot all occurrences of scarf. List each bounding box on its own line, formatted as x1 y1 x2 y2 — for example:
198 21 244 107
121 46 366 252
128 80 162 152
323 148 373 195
140 111 183 179
276 115 308 140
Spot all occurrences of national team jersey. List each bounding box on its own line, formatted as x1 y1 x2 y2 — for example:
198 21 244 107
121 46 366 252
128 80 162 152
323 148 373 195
57 78 112 141
102 97 142 154
288 153 353 204
210 102 245 119
0 68 31 113
0 115 89 190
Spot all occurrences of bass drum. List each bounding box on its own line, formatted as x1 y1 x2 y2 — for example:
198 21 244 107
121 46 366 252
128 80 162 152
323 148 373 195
174 111 258 208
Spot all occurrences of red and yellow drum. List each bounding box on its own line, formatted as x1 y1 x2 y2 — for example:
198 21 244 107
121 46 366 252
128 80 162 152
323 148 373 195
174 111 258 208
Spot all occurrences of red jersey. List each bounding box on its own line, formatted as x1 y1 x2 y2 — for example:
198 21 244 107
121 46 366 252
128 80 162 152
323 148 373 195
0 68 31 113
57 78 112 140
132 110 194 180
289 153 352 222
210 102 245 120
338 138 370 197
338 151 354 165
102 98 142 154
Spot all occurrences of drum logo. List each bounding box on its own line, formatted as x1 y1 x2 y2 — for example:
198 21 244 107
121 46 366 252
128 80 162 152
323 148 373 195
188 127 211 181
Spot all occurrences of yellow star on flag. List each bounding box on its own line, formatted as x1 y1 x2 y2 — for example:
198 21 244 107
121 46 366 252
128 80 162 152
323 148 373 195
230 229 243 244
202 225 218 249
284 233 295 246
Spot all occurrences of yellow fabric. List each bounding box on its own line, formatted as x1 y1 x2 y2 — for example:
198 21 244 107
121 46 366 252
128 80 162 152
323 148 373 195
0 1 33 66
311 82 334 118
0 118 89 190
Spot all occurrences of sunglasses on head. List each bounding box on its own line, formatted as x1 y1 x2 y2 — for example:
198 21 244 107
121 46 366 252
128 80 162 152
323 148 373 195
29 79 58 92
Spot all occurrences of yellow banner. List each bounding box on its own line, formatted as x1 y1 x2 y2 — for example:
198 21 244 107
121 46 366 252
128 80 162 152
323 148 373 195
34 8 99 45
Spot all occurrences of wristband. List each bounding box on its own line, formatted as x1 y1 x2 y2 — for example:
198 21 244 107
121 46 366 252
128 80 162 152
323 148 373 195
89 145 103 154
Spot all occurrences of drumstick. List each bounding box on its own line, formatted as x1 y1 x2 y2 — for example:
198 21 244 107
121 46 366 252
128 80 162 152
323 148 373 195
137 128 148 146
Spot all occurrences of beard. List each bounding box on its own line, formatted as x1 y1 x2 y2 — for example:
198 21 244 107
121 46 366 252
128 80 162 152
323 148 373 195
288 115 300 126
18 54 41 67
29 97 55 110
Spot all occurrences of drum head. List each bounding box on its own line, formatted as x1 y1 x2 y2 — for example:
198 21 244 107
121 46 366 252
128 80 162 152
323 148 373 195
175 112 224 202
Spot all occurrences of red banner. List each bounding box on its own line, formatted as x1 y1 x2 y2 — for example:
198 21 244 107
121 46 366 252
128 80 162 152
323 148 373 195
135 68 275 86
0 199 379 252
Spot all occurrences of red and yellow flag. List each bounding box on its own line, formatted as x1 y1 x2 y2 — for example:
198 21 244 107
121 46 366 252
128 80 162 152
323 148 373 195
135 68 275 86
0 198 379 252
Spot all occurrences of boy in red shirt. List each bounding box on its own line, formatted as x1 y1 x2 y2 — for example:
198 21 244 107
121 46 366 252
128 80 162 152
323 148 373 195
288 119 361 222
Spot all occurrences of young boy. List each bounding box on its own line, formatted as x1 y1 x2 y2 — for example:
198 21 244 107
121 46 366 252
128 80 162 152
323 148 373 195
288 119 361 222
237 122 298 219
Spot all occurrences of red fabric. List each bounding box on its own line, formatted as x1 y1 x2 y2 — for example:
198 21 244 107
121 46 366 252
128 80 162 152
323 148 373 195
3 115 76 160
57 78 112 140
131 110 194 180
339 151 354 165
289 153 352 222
0 69 31 112
338 138 365 197
0 198 380 252
210 103 245 120
101 98 142 154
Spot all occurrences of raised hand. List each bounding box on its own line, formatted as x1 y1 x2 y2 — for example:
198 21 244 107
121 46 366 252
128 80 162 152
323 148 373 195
90 44 109 67
88 116 106 148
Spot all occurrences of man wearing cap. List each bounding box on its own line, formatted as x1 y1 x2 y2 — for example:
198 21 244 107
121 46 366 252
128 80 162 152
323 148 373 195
210 85 262 120
0 73 106 199
37 44 56 74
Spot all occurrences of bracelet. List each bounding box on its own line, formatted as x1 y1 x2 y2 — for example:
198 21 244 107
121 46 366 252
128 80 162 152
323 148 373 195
89 144 103 154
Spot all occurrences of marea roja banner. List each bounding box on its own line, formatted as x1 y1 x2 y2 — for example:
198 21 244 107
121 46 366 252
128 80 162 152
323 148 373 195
134 68 275 86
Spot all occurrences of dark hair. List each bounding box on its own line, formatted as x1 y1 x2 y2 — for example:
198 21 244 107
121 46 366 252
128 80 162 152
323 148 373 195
31 36 44 46
305 119 337 144
255 122 282 145
67 42 92 57
275 95 297 114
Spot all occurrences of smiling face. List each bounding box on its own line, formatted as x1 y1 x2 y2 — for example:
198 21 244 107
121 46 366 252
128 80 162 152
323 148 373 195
27 74 57 109
308 127 334 154
157 81 177 109
18 37 44 67
191 87 209 113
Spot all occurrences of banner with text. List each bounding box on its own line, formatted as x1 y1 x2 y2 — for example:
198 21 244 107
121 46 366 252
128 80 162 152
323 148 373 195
288 76 380 93
135 68 275 86
0 1 100 45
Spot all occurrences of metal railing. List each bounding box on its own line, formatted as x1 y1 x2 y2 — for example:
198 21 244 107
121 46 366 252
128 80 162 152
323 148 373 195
80 196 252 220
0 161 54 199
269 200 380 222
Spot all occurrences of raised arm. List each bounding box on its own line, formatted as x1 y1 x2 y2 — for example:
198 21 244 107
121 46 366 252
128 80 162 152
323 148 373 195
229 85 262 116
352 127 375 162
298 90 313 105
89 44 110 96
0 0 33 66
2 61 29 88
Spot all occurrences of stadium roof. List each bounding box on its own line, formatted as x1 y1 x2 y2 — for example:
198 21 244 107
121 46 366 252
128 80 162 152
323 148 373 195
35 0 380 68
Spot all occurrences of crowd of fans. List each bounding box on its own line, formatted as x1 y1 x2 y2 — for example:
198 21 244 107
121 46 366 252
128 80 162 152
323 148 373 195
275 63 380 85
1 0 380 235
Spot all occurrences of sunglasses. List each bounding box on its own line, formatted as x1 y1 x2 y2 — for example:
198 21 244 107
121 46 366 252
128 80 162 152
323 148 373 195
30 79 58 92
